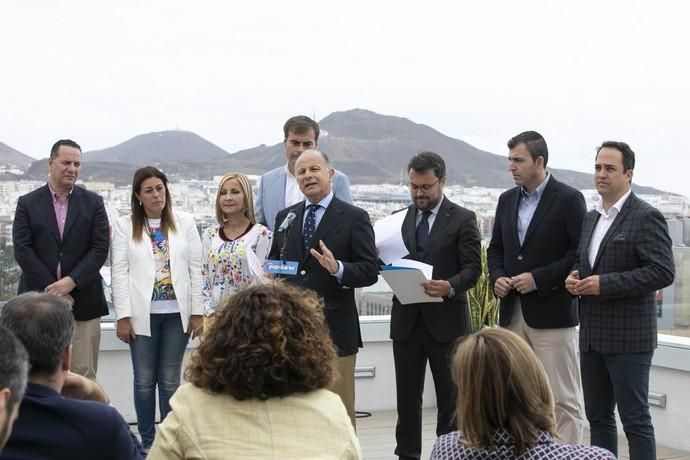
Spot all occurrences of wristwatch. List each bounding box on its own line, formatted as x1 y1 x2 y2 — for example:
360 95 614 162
445 285 456 300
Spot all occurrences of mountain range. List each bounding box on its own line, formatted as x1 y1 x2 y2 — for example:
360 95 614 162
0 109 664 194
0 142 34 168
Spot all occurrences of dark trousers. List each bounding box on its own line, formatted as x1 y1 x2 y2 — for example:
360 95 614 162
581 349 655 460
393 320 457 460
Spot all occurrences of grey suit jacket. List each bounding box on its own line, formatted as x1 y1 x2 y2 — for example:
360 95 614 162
255 166 353 231
574 193 674 353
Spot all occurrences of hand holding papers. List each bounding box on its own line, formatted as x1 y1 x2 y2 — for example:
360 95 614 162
381 259 443 304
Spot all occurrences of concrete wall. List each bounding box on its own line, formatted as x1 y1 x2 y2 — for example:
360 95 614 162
98 321 690 452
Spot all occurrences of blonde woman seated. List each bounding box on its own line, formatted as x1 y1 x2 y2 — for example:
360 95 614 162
431 328 615 459
147 283 362 460
201 173 272 317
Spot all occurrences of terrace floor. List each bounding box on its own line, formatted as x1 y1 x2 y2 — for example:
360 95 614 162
357 408 690 459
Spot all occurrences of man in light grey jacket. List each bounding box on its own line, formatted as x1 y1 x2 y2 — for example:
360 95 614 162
255 115 352 231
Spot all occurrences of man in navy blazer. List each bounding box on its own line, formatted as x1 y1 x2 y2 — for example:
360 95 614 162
390 151 481 460
488 131 586 443
0 292 145 460
566 141 674 459
269 149 378 428
255 115 353 231
12 139 110 380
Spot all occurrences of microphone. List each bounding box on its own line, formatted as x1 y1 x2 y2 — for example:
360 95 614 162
277 211 297 233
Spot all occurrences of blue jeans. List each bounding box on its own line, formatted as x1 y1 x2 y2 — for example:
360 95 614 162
129 313 189 448
581 349 655 460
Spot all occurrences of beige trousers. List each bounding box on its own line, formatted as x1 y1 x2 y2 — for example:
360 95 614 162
507 300 586 444
330 354 357 430
70 318 101 381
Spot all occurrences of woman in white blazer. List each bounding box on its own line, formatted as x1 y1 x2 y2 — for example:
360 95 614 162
111 166 203 450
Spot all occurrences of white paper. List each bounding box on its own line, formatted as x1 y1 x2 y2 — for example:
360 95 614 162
388 258 434 280
374 211 409 264
381 268 443 304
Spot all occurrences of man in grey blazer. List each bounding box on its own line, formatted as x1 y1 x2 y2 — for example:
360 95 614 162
566 141 675 459
254 115 353 231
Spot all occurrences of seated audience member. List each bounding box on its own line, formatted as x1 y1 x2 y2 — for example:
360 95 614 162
148 283 362 460
0 292 145 460
431 328 615 459
0 325 29 453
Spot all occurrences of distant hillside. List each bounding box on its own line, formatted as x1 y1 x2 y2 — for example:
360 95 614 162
0 141 34 167
11 110 670 194
84 130 229 164
205 108 662 193
22 159 139 185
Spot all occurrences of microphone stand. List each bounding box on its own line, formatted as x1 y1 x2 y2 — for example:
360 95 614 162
280 222 292 265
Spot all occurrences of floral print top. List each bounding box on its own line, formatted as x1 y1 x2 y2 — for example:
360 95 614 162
147 218 180 314
201 223 273 316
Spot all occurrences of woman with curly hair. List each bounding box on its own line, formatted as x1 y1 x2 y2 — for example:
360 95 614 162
201 173 272 318
430 328 615 459
148 282 362 460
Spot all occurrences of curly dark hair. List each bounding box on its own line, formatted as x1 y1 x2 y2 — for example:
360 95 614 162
185 282 337 400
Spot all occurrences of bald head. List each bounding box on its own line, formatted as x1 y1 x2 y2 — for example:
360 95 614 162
294 150 335 203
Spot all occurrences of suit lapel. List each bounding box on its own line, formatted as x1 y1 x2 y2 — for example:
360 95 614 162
401 205 417 259
39 185 61 243
62 187 81 240
508 188 521 249
283 203 305 261
579 212 598 275
592 195 635 269
521 179 558 248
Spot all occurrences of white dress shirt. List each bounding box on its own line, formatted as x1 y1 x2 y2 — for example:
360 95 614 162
588 189 632 267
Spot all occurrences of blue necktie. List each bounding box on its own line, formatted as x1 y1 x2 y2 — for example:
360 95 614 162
303 204 319 254
416 210 431 255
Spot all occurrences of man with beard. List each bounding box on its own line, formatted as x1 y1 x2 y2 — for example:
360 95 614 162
390 151 481 460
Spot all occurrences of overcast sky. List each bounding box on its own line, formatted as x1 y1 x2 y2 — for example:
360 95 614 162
2 0 689 197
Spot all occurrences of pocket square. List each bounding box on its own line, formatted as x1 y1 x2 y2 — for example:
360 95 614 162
612 233 627 241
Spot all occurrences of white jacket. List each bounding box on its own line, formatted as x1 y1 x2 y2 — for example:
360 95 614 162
111 212 203 336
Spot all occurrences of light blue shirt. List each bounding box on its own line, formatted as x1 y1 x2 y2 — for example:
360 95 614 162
517 173 550 245
303 192 344 282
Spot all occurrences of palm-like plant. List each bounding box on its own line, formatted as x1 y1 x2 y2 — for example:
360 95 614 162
467 242 499 330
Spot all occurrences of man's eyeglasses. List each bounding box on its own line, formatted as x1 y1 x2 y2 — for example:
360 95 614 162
408 180 439 192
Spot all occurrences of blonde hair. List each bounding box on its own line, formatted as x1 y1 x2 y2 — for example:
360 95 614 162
214 173 256 225
453 328 556 455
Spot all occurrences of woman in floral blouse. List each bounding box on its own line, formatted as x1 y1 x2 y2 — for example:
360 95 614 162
201 173 272 317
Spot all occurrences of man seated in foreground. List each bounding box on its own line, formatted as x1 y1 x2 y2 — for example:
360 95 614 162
148 282 361 459
431 328 615 459
0 325 29 454
0 292 145 460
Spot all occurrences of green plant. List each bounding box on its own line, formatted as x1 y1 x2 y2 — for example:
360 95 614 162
467 242 499 330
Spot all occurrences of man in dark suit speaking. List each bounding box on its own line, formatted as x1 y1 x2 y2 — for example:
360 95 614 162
12 139 110 380
488 131 586 444
566 141 674 459
269 149 378 429
390 151 481 460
